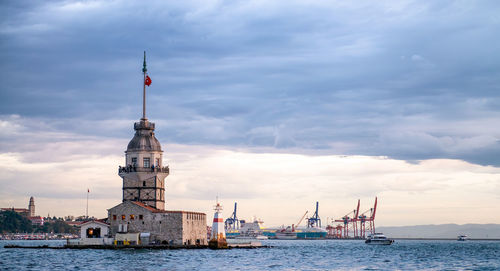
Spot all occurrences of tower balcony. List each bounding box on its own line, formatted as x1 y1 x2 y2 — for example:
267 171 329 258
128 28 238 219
134 121 155 130
118 165 169 174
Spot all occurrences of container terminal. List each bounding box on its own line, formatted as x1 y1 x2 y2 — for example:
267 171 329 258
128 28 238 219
222 198 379 240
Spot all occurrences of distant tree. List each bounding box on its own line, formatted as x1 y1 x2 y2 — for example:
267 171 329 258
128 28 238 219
0 211 33 233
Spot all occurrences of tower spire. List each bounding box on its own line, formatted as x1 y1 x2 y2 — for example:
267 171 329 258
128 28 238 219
142 51 147 121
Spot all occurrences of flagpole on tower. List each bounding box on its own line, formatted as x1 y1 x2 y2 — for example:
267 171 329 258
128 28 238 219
86 188 89 220
142 51 147 121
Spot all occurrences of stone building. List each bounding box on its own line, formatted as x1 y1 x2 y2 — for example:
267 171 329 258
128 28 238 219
108 201 206 245
1 196 35 217
107 53 207 245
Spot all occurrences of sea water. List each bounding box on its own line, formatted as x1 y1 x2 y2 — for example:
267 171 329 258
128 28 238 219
1 239 499 270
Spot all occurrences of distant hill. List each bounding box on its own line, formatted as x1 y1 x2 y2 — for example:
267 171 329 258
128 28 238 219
377 224 500 239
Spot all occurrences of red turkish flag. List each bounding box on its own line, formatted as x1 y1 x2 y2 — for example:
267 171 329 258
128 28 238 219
145 75 152 86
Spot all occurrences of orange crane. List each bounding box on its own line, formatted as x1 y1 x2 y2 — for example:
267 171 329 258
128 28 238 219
353 199 360 238
358 197 378 238
357 209 370 239
292 211 308 232
334 199 360 238
369 197 377 235
326 224 343 238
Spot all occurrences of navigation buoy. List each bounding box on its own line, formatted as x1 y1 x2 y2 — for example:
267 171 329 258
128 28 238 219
209 200 228 249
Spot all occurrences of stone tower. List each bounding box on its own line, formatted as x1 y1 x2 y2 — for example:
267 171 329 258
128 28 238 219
28 196 35 217
118 52 169 210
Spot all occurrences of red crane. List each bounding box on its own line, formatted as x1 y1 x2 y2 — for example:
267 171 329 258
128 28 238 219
358 197 378 238
369 197 378 235
326 224 343 238
353 199 360 238
334 199 360 238
357 209 370 239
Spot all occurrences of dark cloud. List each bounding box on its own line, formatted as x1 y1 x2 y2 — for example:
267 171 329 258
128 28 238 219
1 0 500 165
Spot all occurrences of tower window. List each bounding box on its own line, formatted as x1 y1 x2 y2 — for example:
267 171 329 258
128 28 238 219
143 181 146 187
155 158 160 167
131 157 137 166
130 214 134 220
113 215 117 221
143 158 150 168
139 215 143 220
121 215 125 220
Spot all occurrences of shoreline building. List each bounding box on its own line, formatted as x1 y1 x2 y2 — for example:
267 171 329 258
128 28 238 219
1 197 35 217
107 53 207 245
0 197 44 226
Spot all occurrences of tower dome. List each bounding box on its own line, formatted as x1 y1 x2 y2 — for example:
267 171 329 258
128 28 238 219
126 120 162 152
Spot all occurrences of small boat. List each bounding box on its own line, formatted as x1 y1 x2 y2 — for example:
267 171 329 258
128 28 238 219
365 233 394 245
457 235 469 241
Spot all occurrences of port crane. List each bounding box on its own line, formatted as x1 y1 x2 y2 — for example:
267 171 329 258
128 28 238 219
334 199 360 238
326 218 343 238
357 197 378 238
292 211 308 232
369 197 377 235
307 202 322 228
224 202 240 230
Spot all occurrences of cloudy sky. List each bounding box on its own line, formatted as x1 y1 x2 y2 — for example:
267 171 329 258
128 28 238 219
1 0 499 226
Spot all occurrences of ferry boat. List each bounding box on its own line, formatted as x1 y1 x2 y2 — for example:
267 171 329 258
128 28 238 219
226 218 267 240
365 233 394 245
457 235 469 241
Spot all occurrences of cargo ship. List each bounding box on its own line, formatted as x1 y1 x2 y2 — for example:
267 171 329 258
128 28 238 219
296 227 328 239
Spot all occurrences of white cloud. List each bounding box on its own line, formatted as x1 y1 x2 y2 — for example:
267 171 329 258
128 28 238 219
1 120 499 226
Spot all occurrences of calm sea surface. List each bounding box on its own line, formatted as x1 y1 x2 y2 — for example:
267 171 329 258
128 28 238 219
1 239 499 270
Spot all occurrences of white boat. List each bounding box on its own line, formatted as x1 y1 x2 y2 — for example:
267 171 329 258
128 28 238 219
365 233 394 245
457 235 469 241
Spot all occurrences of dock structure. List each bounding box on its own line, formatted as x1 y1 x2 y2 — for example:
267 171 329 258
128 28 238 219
4 243 269 250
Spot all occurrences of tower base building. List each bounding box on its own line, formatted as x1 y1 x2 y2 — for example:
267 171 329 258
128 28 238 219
108 201 206 245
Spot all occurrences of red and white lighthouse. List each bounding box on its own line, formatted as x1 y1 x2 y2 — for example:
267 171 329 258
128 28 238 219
209 200 228 249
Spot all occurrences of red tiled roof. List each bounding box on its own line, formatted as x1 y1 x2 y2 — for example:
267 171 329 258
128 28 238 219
1 208 29 212
79 220 110 227
130 202 205 215
65 221 83 226
131 201 167 213
166 210 206 215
